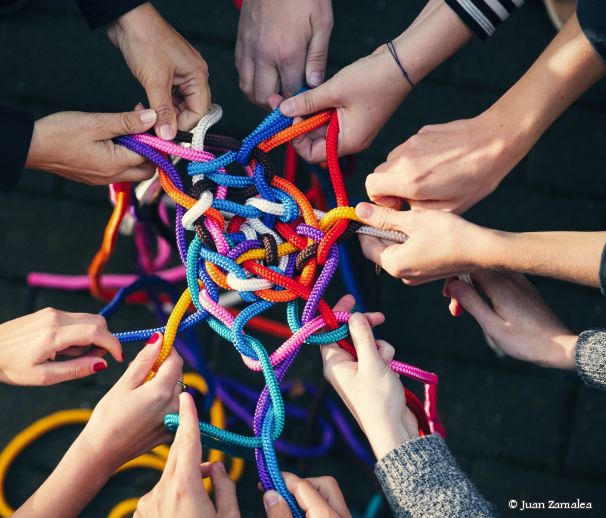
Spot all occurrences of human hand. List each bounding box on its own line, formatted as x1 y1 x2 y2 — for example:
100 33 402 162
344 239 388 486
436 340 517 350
107 2 211 139
25 109 158 185
271 43 411 163
321 295 418 460
236 0 333 106
80 333 182 471
135 392 240 518
0 308 122 386
263 473 350 517
355 202 497 285
366 107 533 213
446 271 578 369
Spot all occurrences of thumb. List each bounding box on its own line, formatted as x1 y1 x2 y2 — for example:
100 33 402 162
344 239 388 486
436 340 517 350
447 281 502 334
355 202 405 232
118 332 164 390
36 357 108 385
280 83 333 117
98 109 157 138
263 490 292 517
146 80 178 139
305 28 330 88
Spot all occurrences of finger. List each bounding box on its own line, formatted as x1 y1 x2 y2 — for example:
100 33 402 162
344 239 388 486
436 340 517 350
118 333 163 390
263 490 292 517
278 58 305 99
111 161 157 183
96 109 158 139
290 134 328 163
168 392 202 478
282 472 339 515
150 346 184 389
145 77 178 139
279 83 334 117
36 355 109 385
347 313 381 370
268 93 285 110
365 171 414 203
372 195 406 210
55 322 123 362
358 234 389 266
237 55 256 102
376 339 396 364
355 202 406 233
447 280 503 334
332 294 355 313
200 461 213 478
253 63 280 107
303 476 350 517
210 462 239 515
305 26 331 88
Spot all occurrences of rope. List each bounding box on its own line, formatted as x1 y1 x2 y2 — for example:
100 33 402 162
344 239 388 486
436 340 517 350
113 105 445 515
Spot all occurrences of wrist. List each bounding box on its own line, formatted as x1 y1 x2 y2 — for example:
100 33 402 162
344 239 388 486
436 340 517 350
469 225 511 271
364 418 413 460
24 119 45 172
107 2 156 46
78 425 122 475
544 333 578 370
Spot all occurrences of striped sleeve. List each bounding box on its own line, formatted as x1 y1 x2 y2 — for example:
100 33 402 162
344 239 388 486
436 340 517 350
444 0 524 40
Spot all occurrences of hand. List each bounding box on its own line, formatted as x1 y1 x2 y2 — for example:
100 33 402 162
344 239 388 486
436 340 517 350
321 295 418 460
263 473 350 518
135 392 240 518
25 109 158 185
446 271 578 369
0 308 122 386
107 2 211 139
365 108 529 213
236 0 333 106
355 202 495 285
80 333 183 471
272 43 411 163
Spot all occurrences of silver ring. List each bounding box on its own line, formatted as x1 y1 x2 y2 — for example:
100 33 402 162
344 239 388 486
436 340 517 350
176 380 188 392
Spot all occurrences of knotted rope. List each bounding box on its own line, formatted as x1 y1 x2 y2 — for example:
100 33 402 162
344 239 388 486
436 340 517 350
114 105 444 515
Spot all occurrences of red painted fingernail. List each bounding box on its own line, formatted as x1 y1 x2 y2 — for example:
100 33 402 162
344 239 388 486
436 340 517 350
147 332 160 345
93 362 107 373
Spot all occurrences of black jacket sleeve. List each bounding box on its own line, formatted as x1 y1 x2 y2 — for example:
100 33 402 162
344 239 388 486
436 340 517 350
0 105 34 188
76 0 147 30
578 0 606 63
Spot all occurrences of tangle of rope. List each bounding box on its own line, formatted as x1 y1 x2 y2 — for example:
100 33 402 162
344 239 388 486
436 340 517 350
112 104 445 516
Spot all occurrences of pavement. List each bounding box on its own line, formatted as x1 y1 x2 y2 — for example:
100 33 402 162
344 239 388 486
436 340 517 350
1 0 606 516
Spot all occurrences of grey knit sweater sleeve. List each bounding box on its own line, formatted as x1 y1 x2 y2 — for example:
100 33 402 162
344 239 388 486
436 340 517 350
374 434 495 517
576 329 606 390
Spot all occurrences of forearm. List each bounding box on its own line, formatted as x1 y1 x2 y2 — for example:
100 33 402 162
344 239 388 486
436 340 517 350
14 432 115 518
481 230 606 287
391 0 473 84
486 13 606 160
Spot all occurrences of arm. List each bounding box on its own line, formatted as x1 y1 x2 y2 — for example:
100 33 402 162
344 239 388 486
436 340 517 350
321 296 494 518
0 106 34 187
272 0 473 162
355 202 606 288
366 12 606 213
14 334 182 518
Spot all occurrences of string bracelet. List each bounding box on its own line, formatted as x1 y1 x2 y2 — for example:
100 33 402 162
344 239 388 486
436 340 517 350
386 40 415 89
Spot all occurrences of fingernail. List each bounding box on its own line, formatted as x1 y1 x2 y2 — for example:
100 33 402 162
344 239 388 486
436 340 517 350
147 332 161 345
139 109 157 124
263 490 282 510
159 124 174 140
356 203 374 219
93 362 107 373
349 312 364 326
281 99 295 116
309 72 324 87
214 461 226 472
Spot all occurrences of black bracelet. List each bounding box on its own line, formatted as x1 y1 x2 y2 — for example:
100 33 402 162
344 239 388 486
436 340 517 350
386 40 414 89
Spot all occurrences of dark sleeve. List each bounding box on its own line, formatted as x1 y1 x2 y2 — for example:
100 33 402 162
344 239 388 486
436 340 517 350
0 105 34 188
76 0 147 30
599 243 606 296
578 0 606 63
443 0 524 41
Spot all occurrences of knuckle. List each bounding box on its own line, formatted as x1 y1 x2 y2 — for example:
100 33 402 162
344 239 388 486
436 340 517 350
154 103 174 122
119 111 137 135
302 93 316 114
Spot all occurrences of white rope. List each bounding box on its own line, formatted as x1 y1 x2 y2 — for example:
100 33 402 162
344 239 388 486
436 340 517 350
225 272 273 292
191 104 223 183
182 191 213 230
246 198 285 216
